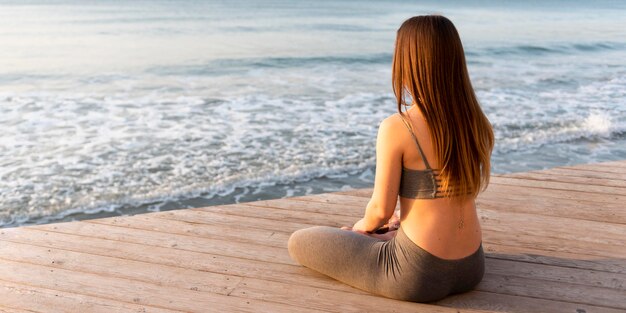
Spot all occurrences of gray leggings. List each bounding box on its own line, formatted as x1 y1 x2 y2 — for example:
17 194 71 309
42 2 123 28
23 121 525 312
287 226 484 302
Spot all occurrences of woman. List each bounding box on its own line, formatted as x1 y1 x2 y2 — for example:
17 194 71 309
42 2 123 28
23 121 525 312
287 15 494 303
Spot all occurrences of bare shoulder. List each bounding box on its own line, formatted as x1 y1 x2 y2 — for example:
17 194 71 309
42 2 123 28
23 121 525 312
376 113 407 153
379 112 404 131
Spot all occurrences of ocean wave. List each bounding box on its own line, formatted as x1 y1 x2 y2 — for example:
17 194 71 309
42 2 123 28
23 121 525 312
146 53 393 76
466 41 626 57
485 75 626 152
1 68 624 228
494 112 625 153
1 84 623 227
0 162 373 228
145 41 625 77
0 90 385 228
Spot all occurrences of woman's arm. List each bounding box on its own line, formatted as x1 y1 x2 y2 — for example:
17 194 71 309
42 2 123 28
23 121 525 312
351 115 403 233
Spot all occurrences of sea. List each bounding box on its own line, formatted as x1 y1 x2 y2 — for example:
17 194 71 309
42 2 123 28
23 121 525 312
1 0 625 227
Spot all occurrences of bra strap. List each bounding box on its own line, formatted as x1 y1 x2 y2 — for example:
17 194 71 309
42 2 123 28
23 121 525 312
397 112 432 169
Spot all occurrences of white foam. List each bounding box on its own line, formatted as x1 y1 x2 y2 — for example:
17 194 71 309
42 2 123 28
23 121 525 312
1 23 625 226
479 73 626 153
0 78 391 227
583 112 612 136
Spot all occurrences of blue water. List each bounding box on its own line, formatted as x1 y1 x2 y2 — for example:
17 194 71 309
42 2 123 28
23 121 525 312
1 0 625 227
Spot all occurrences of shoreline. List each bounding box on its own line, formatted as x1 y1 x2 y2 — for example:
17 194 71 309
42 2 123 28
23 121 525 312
3 156 625 229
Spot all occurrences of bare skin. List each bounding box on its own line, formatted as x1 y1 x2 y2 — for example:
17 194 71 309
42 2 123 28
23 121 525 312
340 211 400 240
342 105 483 260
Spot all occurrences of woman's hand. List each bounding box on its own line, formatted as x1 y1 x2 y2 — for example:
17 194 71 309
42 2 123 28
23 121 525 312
350 217 370 234
340 218 368 234
387 211 400 231
340 224 397 241
340 217 398 241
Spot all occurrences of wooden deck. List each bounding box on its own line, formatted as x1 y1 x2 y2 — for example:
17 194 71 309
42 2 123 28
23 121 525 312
1 160 625 313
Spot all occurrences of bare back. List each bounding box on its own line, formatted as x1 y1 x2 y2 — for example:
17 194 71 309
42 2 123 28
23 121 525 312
395 106 482 260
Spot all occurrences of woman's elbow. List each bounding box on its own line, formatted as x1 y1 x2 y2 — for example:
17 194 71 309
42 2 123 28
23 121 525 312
367 201 395 221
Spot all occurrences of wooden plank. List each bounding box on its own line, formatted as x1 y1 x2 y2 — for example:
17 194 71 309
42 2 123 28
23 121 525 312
490 176 626 196
561 162 626 172
484 257 625 291
0 308 35 313
0 304 38 313
484 242 626 274
150 209 316 234
485 182 625 205
478 272 624 309
230 277 493 313
0 308 33 313
438 290 625 313
0 240 243 295
0 258 321 313
601 160 626 167
332 188 373 197
507 171 626 188
231 268 625 312
241 198 364 218
191 203 356 227
244 197 364 217
0 304 36 313
88 214 288 248
32 221 294 265
574 163 626 173
0 279 178 313
478 207 626 248
540 167 626 181
599 160 626 167
289 193 370 207
477 191 626 224
0 227 365 295
482 227 625 259
598 160 626 168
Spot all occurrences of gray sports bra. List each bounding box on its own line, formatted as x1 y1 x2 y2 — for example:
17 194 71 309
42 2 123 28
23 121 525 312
397 113 446 199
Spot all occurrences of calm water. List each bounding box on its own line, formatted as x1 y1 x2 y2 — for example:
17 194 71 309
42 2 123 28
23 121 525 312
1 0 625 227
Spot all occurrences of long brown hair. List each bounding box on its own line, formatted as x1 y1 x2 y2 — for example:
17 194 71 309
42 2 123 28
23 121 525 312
392 15 494 198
